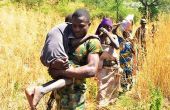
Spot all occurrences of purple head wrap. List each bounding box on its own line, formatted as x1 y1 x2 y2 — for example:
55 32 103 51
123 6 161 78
95 18 113 35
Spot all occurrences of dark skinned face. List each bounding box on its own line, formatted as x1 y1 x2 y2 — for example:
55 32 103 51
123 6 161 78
103 24 112 32
102 24 112 37
123 31 129 39
141 23 146 28
72 16 91 38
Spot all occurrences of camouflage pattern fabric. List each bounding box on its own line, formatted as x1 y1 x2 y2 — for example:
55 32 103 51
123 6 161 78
135 26 147 50
54 38 103 110
135 26 147 66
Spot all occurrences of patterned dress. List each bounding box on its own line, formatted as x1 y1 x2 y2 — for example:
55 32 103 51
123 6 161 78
54 38 103 110
118 37 134 91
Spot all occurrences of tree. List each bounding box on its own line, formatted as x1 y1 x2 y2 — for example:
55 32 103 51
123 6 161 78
138 0 170 21
138 0 159 20
115 0 124 22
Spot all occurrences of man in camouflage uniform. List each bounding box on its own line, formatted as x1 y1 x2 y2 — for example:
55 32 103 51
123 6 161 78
135 19 147 68
48 9 103 110
52 38 102 110
135 19 147 51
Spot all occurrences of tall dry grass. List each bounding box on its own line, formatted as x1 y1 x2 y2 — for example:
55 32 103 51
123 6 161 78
0 5 64 109
127 15 170 110
137 15 170 99
0 4 99 109
0 3 170 110
104 16 170 110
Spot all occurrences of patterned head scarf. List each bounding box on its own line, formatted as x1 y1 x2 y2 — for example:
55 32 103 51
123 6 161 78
95 18 113 35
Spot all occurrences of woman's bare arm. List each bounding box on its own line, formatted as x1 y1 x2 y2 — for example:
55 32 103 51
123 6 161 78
100 27 119 49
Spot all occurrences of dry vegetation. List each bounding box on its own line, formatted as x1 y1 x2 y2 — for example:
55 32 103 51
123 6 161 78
0 4 170 110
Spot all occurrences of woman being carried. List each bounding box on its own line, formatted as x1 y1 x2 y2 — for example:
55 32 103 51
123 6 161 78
25 9 99 110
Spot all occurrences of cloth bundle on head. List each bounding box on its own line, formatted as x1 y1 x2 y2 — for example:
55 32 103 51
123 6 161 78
121 20 131 32
125 14 134 22
95 18 113 35
120 14 134 33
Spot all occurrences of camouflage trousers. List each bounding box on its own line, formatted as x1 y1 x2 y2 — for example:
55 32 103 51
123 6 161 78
53 87 86 110
136 46 147 69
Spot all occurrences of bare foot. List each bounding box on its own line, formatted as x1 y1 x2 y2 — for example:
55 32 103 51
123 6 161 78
30 106 37 110
25 85 35 109
32 86 44 108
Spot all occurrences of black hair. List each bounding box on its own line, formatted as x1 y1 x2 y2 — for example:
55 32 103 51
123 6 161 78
65 14 72 22
72 9 90 22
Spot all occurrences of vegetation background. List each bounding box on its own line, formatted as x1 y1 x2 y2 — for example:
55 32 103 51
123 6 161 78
0 0 170 109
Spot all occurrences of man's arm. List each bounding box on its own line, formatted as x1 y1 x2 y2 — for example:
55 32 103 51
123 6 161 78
49 53 100 79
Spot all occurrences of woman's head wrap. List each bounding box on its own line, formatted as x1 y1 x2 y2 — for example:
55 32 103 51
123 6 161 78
95 18 113 35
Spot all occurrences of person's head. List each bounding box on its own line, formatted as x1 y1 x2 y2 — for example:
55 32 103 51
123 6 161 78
122 31 130 39
65 14 72 23
71 8 91 38
140 19 147 27
95 17 113 35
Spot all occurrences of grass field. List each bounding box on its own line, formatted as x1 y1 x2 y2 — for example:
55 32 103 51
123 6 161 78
0 3 170 110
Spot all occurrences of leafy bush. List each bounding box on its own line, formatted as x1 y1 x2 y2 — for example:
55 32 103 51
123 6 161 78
150 88 163 110
9 0 142 21
81 0 141 22
11 0 44 8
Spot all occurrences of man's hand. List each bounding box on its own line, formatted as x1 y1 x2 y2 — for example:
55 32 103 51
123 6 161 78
50 57 69 69
48 68 64 79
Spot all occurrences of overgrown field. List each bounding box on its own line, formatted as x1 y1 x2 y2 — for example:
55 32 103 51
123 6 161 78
0 2 170 110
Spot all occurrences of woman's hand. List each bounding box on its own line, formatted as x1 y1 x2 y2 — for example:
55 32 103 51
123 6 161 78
50 58 69 69
48 68 66 79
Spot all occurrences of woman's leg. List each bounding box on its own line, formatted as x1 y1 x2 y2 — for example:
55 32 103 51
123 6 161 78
25 84 36 110
25 79 72 109
32 79 72 108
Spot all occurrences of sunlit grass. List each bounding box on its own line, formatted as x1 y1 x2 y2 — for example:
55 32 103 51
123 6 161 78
0 3 170 110
0 4 63 109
